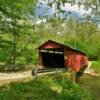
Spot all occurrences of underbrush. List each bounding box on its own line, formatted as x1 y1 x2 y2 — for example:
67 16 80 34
0 75 93 100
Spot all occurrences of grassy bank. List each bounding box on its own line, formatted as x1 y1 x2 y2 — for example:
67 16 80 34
78 61 100 100
0 75 92 100
79 74 100 100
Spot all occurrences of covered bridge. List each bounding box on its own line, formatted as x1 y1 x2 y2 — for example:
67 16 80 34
37 40 88 72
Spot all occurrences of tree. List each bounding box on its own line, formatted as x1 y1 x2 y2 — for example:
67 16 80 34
39 0 100 21
0 0 36 64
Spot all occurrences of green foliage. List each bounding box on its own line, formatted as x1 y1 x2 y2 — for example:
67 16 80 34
0 76 92 100
0 0 100 64
0 0 36 19
0 17 100 64
91 61 100 73
0 0 36 64
17 48 38 64
63 20 100 60
0 33 39 65
0 34 12 63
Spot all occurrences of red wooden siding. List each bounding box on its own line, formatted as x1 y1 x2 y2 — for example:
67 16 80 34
64 48 88 71
67 54 88 71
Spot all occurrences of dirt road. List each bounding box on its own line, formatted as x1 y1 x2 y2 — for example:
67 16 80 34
0 70 63 85
0 71 32 85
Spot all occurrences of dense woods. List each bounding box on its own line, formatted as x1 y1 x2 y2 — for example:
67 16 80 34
0 0 100 64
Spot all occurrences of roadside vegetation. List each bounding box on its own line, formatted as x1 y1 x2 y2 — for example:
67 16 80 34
0 75 92 100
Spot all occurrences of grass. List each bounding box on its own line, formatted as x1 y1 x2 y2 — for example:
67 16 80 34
78 61 100 100
79 74 100 100
0 74 92 100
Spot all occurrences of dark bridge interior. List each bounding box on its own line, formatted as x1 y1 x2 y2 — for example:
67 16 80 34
41 48 65 68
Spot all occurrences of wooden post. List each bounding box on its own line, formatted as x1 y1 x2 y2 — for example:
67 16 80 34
34 68 38 80
70 70 76 84
73 71 76 84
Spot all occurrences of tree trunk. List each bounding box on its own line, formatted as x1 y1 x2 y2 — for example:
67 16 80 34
12 32 17 64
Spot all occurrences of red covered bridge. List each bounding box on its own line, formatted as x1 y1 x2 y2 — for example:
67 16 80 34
37 40 88 72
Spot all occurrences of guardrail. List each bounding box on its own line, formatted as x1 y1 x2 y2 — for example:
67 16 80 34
31 68 66 76
0 64 36 71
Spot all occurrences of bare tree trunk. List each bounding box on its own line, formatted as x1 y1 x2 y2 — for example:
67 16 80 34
12 32 17 64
